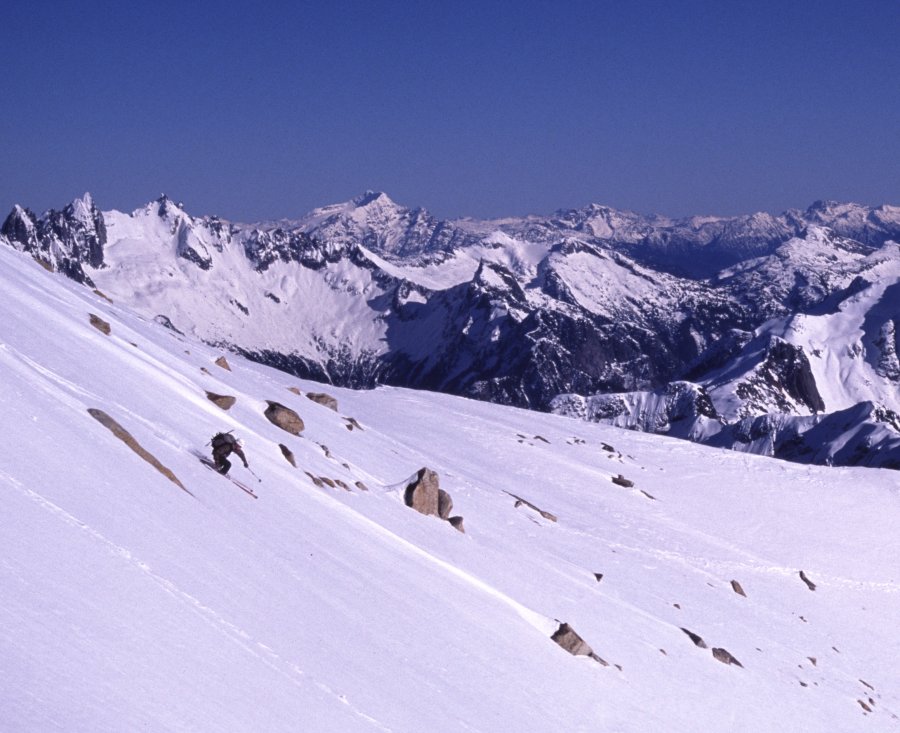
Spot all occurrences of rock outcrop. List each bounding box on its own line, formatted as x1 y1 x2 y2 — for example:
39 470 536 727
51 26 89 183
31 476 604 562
712 647 743 667
206 391 236 410
89 314 111 335
404 468 441 515
550 623 607 665
403 468 464 531
437 489 453 519
681 628 708 649
87 408 187 493
264 401 304 435
504 491 557 522
279 443 297 467
306 392 339 411
799 570 817 591
215 356 231 371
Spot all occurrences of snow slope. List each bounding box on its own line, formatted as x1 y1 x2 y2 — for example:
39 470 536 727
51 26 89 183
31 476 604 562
1 244 899 731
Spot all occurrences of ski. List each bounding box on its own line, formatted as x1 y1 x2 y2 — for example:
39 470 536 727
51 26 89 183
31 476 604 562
198 457 259 499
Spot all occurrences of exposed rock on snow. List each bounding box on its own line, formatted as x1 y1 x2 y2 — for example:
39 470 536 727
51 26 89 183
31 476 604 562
403 469 464 530
404 467 441 516
1 194 106 286
731 580 747 597
306 392 339 411
612 474 634 488
264 401 304 435
551 622 592 656
681 628 708 649
215 356 231 371
87 408 186 492
279 443 297 467
874 320 900 381
734 338 825 416
89 313 111 335
153 315 183 334
205 391 236 410
504 491 558 522
551 623 608 665
712 648 743 668
799 570 817 591
437 489 453 519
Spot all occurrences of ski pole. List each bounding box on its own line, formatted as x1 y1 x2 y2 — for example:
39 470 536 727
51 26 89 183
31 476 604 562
247 466 262 483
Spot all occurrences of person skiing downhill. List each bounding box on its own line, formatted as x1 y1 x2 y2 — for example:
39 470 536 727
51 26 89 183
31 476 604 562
210 432 248 476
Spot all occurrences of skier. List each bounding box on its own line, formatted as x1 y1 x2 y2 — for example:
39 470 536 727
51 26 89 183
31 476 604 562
210 432 249 476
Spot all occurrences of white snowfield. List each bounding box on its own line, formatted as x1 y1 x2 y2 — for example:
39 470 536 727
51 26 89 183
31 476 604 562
1 242 898 732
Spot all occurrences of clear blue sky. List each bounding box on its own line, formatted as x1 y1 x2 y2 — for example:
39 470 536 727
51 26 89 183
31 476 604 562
2 0 898 221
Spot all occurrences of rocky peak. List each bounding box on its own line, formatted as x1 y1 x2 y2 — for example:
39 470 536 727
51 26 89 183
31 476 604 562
351 190 396 209
1 205 39 249
472 260 526 302
1 194 106 284
154 194 189 221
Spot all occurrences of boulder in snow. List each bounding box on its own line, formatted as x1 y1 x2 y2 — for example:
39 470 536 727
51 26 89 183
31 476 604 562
681 628 708 649
551 623 607 665
279 443 296 467
206 391 236 410
89 313 111 335
306 392 339 411
264 401 304 435
215 356 231 371
712 648 743 667
404 467 441 516
438 489 453 519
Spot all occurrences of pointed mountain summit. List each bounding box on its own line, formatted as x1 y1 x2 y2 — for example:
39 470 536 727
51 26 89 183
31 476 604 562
297 190 457 257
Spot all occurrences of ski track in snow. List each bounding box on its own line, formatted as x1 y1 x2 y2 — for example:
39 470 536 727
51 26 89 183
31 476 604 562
2 471 393 732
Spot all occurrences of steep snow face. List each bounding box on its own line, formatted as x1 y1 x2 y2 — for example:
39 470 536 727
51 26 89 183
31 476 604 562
2 239 900 732
748 245 900 416
101 205 391 369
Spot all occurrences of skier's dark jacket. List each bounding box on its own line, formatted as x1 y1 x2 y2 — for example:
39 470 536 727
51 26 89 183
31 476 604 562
211 433 248 470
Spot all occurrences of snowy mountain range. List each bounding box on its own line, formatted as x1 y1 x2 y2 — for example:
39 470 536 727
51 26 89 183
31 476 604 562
5 192 900 469
1 228 898 731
